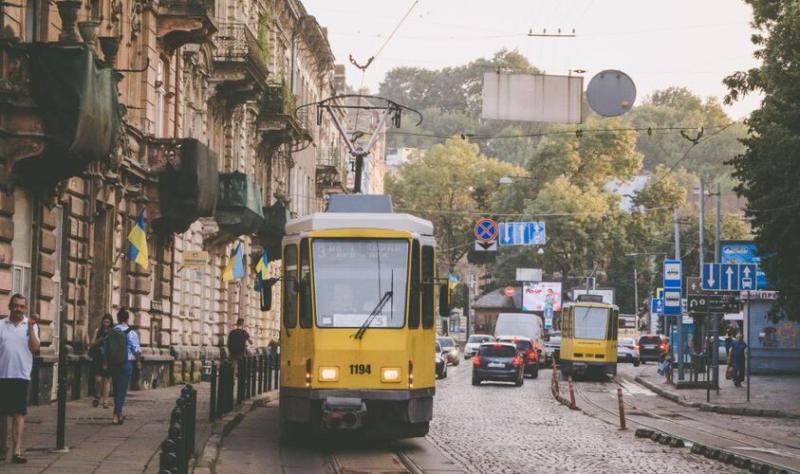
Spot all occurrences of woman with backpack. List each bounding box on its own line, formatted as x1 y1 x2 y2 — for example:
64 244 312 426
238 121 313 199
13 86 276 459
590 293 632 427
89 314 114 409
105 309 141 425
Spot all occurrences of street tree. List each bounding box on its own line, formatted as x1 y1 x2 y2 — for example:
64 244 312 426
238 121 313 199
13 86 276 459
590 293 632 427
724 0 800 319
385 137 523 270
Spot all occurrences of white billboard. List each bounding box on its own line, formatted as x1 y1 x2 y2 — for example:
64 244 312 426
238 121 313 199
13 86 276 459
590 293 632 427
572 289 615 305
482 72 583 123
523 282 563 312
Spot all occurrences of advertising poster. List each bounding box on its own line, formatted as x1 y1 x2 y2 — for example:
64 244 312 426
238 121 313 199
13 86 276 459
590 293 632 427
721 240 769 289
523 282 562 312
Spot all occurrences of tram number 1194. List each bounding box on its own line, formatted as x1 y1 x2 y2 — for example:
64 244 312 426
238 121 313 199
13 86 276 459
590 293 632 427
349 364 372 375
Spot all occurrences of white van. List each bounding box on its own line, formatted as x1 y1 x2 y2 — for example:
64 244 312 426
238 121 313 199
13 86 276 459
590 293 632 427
494 313 545 365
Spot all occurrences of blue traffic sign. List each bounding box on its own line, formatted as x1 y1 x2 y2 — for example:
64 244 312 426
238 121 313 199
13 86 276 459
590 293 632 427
651 297 664 314
663 260 682 289
702 263 758 291
498 222 546 247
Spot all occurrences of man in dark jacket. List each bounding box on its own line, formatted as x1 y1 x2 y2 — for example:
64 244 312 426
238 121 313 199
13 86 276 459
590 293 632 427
730 332 748 387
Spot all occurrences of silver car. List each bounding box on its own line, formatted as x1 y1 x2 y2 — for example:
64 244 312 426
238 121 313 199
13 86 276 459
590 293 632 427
464 334 494 359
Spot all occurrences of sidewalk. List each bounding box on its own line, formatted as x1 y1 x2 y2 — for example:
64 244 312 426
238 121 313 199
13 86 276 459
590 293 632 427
634 364 800 418
2 382 212 474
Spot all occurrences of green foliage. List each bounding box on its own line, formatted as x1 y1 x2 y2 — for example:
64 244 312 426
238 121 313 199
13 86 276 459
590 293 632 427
385 138 523 269
257 13 272 66
724 0 800 319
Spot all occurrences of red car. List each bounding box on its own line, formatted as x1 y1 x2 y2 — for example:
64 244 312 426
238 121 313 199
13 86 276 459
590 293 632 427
497 336 539 378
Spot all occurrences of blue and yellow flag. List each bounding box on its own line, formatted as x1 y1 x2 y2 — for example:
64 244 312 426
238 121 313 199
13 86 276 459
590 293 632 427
127 212 148 270
254 250 269 292
222 243 245 281
448 272 459 290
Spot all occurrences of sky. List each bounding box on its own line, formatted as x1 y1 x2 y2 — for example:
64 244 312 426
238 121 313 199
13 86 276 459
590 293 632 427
303 0 762 120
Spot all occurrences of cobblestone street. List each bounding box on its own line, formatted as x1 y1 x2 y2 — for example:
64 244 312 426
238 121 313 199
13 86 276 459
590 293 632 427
427 363 740 474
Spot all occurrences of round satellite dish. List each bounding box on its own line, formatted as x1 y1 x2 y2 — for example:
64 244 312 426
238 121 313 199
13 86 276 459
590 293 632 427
586 70 637 117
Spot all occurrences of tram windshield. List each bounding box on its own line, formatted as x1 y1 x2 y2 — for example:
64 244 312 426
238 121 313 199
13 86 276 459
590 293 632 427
313 238 409 329
573 307 610 340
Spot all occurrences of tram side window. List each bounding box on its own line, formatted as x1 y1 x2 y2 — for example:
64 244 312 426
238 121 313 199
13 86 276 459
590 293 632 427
609 309 618 340
299 238 312 328
421 246 434 329
283 245 298 328
408 241 420 329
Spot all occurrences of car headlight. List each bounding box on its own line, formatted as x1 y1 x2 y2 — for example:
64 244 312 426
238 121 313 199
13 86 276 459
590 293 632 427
318 366 339 382
381 367 402 383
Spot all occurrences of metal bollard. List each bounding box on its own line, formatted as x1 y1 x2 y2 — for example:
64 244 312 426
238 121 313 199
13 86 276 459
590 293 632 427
209 363 217 421
250 356 257 398
617 388 627 430
237 358 245 404
568 376 577 410
266 354 273 391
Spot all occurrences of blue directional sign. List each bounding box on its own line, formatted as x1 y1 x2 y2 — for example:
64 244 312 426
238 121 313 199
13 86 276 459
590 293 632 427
702 263 758 291
663 289 682 315
663 260 682 289
651 297 664 314
498 222 546 247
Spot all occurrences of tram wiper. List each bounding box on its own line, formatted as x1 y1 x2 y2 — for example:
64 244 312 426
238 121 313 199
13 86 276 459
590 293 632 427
353 290 393 340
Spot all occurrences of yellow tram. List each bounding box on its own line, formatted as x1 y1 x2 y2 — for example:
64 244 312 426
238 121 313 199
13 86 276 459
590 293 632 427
268 195 446 439
559 294 619 377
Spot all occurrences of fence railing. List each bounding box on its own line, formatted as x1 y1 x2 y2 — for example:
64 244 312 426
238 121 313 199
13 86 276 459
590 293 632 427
209 353 279 422
158 385 197 474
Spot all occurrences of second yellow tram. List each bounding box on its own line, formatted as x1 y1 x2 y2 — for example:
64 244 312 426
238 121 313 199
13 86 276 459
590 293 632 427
559 295 619 377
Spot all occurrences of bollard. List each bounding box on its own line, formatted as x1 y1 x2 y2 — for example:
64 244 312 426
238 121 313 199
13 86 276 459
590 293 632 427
209 363 217 421
257 355 263 394
250 355 257 398
617 388 627 430
568 376 577 410
237 357 245 404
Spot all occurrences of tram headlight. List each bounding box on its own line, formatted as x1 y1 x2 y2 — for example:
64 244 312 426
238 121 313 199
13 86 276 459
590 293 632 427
318 366 339 382
381 367 402 383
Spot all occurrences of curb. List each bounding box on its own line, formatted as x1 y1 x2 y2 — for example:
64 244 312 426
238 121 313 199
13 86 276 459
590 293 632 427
636 376 800 420
193 390 280 474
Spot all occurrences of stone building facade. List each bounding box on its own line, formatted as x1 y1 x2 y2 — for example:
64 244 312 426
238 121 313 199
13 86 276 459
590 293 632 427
0 0 353 403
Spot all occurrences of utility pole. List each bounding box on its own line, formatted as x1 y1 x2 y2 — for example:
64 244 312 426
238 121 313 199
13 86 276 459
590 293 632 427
674 205 684 381
633 266 639 328
699 180 705 276
712 182 722 390
463 284 471 340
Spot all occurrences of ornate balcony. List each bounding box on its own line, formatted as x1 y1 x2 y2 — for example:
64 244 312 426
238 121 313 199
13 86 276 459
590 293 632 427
215 171 264 237
315 146 344 190
212 22 270 105
256 200 289 261
1 41 119 191
156 0 217 53
146 138 219 234
257 83 311 148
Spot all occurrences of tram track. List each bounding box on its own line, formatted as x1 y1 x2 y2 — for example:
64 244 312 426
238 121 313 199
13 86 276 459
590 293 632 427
568 374 800 473
323 440 424 473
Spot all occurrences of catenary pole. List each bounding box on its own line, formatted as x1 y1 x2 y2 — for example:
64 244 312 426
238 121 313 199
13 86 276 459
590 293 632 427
713 182 721 390
674 205 684 381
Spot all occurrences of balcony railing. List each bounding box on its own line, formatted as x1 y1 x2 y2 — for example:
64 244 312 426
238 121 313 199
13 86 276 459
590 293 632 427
213 22 269 80
317 146 341 168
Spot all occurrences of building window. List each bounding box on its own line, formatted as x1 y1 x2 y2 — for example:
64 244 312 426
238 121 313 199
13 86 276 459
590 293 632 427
12 189 33 302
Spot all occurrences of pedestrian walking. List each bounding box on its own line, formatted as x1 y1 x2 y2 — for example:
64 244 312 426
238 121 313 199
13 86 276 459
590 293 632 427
730 331 747 387
0 294 40 464
89 314 114 409
659 345 673 384
227 318 252 374
106 308 141 425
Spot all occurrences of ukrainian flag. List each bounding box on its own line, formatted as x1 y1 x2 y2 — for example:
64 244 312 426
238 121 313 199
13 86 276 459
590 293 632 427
254 250 269 292
222 243 245 281
127 212 148 270
448 272 459 290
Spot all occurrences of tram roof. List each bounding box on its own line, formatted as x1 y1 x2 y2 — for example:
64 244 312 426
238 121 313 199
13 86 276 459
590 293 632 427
285 212 434 236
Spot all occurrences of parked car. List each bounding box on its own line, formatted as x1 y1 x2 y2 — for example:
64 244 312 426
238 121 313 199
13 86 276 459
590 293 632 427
471 342 524 387
435 341 447 379
464 334 494 359
437 336 460 365
494 313 545 366
544 331 561 364
497 336 539 378
618 337 637 351
617 344 640 366
638 334 663 362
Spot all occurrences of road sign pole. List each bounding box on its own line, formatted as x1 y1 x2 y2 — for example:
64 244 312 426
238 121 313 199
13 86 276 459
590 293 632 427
699 179 705 277
746 289 751 402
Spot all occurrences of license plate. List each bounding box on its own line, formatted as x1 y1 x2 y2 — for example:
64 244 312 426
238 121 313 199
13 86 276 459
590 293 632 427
487 362 505 368
644 345 656 349
573 362 587 368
